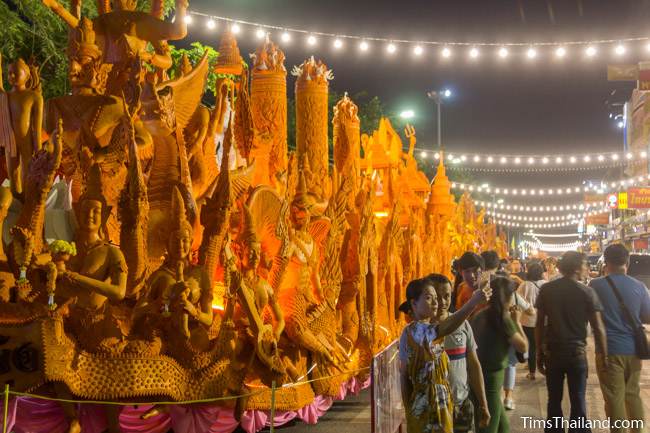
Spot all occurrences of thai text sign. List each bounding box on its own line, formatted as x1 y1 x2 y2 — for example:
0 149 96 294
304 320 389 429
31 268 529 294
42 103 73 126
586 213 609 225
627 187 650 208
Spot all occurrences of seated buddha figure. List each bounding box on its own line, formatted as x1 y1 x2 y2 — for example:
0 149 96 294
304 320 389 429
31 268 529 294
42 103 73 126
57 164 128 353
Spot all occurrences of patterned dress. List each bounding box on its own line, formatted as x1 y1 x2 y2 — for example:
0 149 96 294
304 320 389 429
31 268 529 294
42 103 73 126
402 321 454 433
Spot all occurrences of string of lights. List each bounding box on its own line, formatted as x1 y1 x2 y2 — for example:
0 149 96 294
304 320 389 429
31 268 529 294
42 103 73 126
493 219 583 229
417 149 646 170
520 239 583 253
486 208 607 223
524 232 581 238
451 173 650 197
184 11 650 62
475 200 605 213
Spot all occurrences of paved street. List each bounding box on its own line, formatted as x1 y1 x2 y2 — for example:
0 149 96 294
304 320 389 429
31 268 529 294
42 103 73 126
271 337 650 433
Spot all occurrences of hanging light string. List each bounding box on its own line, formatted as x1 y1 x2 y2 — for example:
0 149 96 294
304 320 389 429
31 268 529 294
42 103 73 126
418 149 646 170
493 219 583 229
185 10 650 61
520 239 582 252
444 162 635 174
486 207 607 223
475 199 605 213
526 233 585 251
524 231 582 238
451 172 650 197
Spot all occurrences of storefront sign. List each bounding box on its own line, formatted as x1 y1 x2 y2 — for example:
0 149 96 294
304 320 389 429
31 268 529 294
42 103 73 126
607 194 618 209
618 192 629 209
627 187 650 208
586 212 609 225
584 193 607 203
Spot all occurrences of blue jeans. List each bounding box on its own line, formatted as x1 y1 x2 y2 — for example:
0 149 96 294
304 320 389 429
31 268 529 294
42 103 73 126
504 347 517 390
544 351 590 433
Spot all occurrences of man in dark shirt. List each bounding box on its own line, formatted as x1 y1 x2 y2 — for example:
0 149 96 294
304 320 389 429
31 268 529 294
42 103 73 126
535 251 608 433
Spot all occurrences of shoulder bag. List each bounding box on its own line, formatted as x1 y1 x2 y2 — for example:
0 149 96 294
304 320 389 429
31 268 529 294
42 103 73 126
605 276 650 360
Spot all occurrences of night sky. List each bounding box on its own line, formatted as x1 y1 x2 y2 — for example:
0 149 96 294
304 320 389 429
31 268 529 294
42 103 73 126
185 0 650 194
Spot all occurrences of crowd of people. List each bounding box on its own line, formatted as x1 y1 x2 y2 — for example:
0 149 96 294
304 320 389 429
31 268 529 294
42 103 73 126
398 244 650 433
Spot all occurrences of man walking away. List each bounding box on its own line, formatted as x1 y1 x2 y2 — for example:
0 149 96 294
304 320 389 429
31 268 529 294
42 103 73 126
536 251 608 433
590 244 650 433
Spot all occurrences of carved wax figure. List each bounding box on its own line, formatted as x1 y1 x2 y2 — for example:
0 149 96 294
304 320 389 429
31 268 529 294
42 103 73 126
59 164 128 353
0 58 43 198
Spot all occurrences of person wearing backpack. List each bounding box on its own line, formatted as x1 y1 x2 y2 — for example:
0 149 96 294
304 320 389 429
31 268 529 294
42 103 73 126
589 244 650 433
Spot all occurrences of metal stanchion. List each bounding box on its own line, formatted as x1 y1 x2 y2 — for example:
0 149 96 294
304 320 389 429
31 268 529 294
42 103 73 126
269 381 276 433
3 384 9 433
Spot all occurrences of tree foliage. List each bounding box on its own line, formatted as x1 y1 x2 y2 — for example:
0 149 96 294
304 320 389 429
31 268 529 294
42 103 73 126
0 0 174 98
168 42 220 94
287 90 397 152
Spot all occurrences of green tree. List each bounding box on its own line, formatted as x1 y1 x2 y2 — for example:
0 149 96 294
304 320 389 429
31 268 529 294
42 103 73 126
1 0 174 98
286 90 396 153
168 42 220 94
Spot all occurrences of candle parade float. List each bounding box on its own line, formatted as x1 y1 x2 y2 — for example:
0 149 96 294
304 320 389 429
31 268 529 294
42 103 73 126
0 1 507 431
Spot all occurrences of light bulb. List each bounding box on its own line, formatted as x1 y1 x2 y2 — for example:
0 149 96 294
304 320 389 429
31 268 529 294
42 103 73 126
615 44 626 55
498 47 509 58
414 45 423 56
333 39 343 49
555 47 566 57
360 41 369 51
307 35 317 46
585 46 597 57
255 28 266 39
469 47 480 58
206 19 216 30
441 47 452 58
387 43 397 54
231 23 241 34
281 32 291 42
183 14 193 24
526 48 537 59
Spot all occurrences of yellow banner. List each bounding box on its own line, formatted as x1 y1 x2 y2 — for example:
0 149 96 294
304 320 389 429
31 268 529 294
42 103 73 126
618 192 628 209
607 64 639 81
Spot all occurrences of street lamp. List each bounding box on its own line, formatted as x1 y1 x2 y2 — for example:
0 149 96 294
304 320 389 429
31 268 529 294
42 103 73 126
400 110 415 119
427 89 452 151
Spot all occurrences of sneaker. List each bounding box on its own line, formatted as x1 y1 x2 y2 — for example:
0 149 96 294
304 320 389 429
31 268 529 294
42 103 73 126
504 398 515 411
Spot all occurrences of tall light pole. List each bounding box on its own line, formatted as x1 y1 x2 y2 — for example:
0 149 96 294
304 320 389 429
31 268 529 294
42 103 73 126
427 88 452 152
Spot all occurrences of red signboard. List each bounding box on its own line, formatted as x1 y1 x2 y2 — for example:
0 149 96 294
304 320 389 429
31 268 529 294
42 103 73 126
633 238 649 251
627 187 650 209
586 212 609 225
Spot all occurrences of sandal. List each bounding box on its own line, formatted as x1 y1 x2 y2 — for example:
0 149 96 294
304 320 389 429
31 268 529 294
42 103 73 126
526 372 536 380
